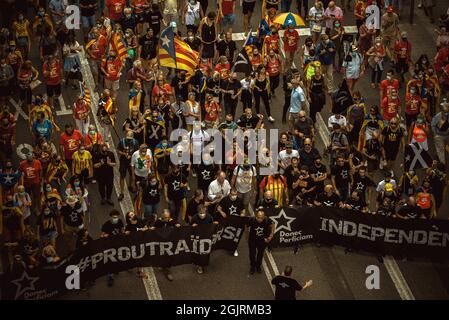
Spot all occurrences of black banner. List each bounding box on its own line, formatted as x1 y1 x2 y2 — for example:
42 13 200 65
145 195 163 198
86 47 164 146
1 220 246 300
3 208 449 300
265 207 449 258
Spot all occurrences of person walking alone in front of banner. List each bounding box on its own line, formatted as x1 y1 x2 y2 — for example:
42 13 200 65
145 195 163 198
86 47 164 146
272 265 313 300
101 210 125 287
246 209 274 275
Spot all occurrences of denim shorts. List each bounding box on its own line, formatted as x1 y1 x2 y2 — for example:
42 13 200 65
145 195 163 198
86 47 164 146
221 14 236 26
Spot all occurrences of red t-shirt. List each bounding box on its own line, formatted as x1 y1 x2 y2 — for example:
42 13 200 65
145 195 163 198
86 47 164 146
381 96 400 121
221 0 235 15
405 93 421 116
90 35 108 60
266 56 281 76
74 100 89 120
19 160 42 185
152 84 172 103
103 58 122 81
264 34 280 53
59 130 84 160
394 40 411 62
205 101 221 122
283 30 300 52
215 63 230 80
106 0 126 21
0 125 15 146
380 79 399 99
43 60 62 86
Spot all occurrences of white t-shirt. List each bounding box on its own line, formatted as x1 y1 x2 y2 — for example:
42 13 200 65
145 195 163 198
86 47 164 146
131 149 153 178
328 115 347 130
184 101 200 125
308 7 324 30
278 149 299 173
233 165 256 194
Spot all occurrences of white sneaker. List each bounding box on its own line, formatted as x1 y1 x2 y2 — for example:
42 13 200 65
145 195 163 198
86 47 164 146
233 250 239 257
268 116 275 123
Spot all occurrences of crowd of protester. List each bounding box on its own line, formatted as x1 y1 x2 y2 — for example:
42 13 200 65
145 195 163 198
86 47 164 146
0 0 448 285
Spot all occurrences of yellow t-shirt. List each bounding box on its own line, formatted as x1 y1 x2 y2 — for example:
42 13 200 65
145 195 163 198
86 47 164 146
72 151 92 174
13 20 30 38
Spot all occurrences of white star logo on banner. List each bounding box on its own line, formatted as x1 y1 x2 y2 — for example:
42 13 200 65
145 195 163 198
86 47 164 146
12 271 39 300
269 209 296 234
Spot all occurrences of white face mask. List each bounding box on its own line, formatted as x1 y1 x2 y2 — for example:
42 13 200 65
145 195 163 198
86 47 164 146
112 218 119 224
199 213 206 219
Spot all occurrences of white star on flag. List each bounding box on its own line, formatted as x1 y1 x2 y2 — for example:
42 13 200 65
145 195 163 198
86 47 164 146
161 35 171 47
3 175 14 184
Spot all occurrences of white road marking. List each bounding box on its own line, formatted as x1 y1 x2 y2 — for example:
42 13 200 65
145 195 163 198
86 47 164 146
56 94 73 116
78 49 163 300
275 33 414 300
9 98 29 120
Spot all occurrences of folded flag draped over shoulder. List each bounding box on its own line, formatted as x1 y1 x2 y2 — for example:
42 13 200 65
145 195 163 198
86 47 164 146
0 171 22 190
233 30 253 75
159 26 198 75
111 32 128 61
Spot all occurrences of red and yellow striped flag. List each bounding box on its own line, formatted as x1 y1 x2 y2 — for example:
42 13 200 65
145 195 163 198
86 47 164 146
111 32 128 61
159 37 199 75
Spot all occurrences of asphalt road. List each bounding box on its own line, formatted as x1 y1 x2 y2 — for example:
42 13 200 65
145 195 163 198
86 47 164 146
2 0 449 300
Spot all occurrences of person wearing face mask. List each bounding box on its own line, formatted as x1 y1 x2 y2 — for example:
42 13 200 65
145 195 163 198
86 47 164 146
221 72 242 118
394 31 412 83
46 155 69 192
101 50 123 100
59 124 84 172
379 69 399 103
431 99 449 164
282 24 300 68
350 166 375 203
191 204 217 274
216 187 245 225
41 182 63 218
164 165 189 222
137 174 162 222
380 6 399 59
264 26 280 56
12 12 31 59
73 94 91 136
61 196 85 252
404 86 422 128
19 154 43 214
184 30 201 52
366 37 386 89
72 146 94 186
84 125 104 154
342 45 364 93
93 143 116 205
316 34 336 94
231 158 256 211
246 209 274 274
381 88 400 125
117 130 139 200
120 7 138 35
13 185 32 224
33 7 55 38
37 206 59 247
183 0 203 34
101 210 125 286
264 49 282 98
323 1 343 33
409 116 429 151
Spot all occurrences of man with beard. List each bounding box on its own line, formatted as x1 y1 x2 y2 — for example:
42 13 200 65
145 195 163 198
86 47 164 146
164 165 188 222
309 155 328 196
93 143 116 206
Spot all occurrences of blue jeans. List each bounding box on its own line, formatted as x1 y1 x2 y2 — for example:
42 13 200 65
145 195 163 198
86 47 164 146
221 14 236 27
143 203 159 219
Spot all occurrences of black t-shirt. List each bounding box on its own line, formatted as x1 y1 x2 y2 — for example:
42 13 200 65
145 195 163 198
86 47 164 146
165 173 188 200
256 198 279 209
198 163 218 189
154 218 177 228
145 10 163 33
237 115 260 129
331 163 351 188
295 176 315 199
206 78 221 98
222 80 242 103
101 219 124 236
382 126 404 151
216 39 237 62
351 173 375 196
120 16 138 35
139 35 158 59
309 163 328 192
218 196 244 217
284 165 300 189
125 219 146 233
315 192 340 207
247 217 273 242
145 120 164 147
377 205 395 217
38 212 58 235
397 204 420 219
80 0 97 17
344 198 367 212
93 151 116 178
117 137 139 163
171 76 189 101
271 275 302 300
61 203 84 228
142 181 161 205
185 37 201 52
294 118 314 136
299 148 320 169
186 198 204 221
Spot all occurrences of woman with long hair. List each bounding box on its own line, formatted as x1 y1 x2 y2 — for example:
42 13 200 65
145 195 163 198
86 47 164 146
366 36 386 88
308 66 326 124
252 66 274 123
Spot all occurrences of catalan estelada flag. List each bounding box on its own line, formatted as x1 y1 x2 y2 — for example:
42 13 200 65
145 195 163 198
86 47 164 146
80 81 91 105
159 26 198 75
111 31 128 61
